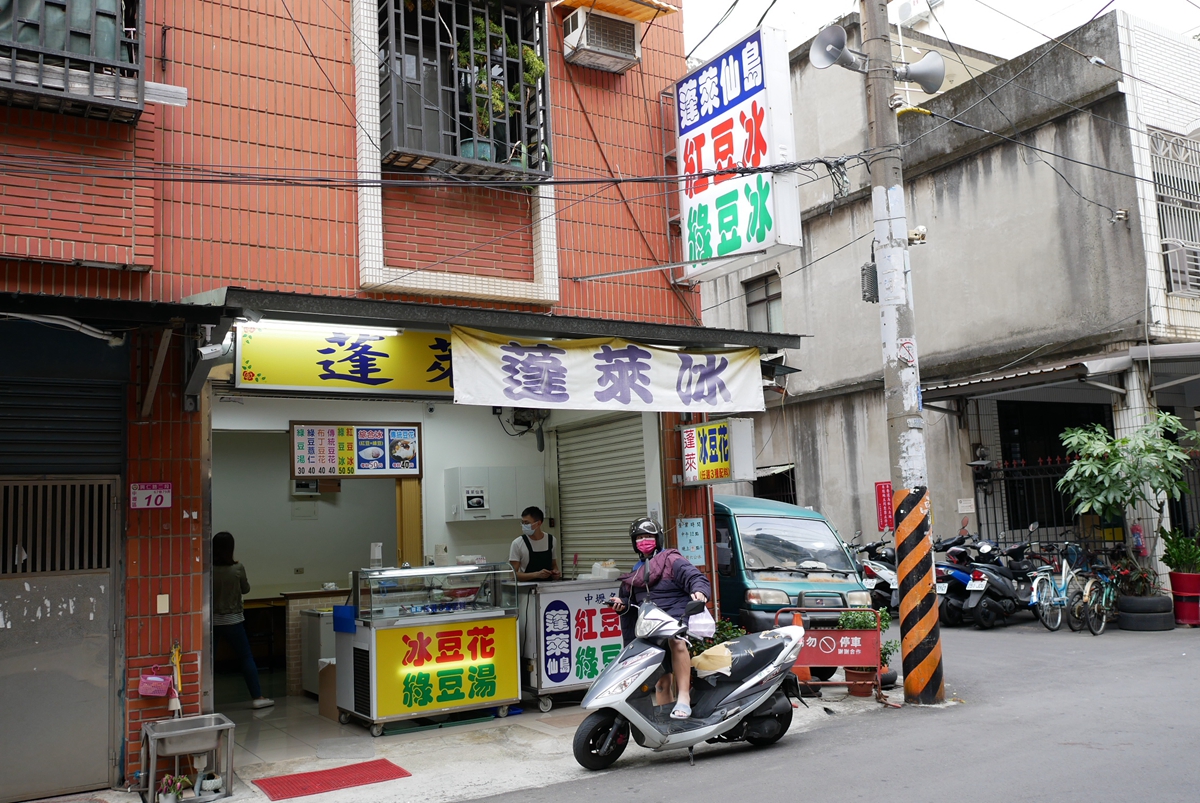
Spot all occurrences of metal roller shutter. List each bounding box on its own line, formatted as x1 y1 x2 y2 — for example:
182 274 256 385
557 416 647 573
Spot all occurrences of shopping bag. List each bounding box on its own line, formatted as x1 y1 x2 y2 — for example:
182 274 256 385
688 608 717 638
138 666 175 697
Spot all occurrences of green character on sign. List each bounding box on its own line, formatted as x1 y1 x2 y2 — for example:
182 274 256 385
600 643 622 667
687 205 713 263
715 190 743 256
436 667 466 702
744 175 773 243
403 671 433 707
468 663 498 699
575 646 599 680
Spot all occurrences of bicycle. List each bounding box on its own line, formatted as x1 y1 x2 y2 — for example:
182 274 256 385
1030 542 1087 632
1081 544 1126 636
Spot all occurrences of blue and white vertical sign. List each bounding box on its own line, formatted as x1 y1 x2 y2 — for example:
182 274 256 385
675 27 800 280
676 517 706 566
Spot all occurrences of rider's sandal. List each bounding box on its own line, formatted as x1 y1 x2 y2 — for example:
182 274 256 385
670 702 691 719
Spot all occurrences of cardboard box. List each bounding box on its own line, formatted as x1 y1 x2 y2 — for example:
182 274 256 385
318 661 338 721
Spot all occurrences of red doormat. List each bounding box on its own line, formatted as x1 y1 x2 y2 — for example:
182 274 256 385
252 758 411 800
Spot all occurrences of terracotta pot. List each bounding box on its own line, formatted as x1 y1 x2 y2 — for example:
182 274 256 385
1169 571 1200 625
843 668 875 697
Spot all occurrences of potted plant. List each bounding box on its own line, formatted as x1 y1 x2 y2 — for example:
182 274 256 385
879 639 900 689
1161 528 1200 625
1058 411 1200 599
455 12 545 163
838 608 889 697
157 773 191 803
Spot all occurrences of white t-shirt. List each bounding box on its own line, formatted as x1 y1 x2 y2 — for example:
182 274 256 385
509 533 552 571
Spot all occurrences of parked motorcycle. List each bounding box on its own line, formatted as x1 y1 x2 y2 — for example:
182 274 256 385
933 532 973 627
960 522 1044 629
852 531 898 611
572 599 805 770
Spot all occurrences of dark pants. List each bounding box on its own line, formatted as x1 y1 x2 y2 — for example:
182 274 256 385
214 621 262 699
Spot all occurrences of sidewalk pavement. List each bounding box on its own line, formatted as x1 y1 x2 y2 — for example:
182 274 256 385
46 681 888 803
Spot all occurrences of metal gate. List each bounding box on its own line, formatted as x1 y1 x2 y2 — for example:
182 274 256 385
0 477 119 802
556 416 648 573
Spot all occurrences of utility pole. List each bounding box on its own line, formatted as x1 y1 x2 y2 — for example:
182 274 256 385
860 0 944 705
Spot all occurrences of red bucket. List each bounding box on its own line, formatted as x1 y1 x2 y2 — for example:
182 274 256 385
1169 572 1200 626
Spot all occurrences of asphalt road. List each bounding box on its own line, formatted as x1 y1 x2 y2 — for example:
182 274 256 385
482 616 1200 803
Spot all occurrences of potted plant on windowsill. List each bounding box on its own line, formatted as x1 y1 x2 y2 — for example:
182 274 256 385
455 13 545 164
838 608 889 697
1161 528 1200 625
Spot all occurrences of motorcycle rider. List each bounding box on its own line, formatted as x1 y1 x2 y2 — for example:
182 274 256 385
609 518 710 719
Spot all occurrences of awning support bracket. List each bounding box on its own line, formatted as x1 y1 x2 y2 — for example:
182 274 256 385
1079 378 1126 395
1150 372 1200 393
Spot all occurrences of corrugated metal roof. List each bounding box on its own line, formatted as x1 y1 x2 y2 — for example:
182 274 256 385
553 0 678 23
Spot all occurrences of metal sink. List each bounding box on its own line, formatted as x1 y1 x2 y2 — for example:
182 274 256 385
142 714 234 756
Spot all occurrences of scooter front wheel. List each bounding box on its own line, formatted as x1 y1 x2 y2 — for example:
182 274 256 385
573 710 630 770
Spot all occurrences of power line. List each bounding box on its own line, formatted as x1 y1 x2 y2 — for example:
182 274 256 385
686 0 742 61
754 0 781 29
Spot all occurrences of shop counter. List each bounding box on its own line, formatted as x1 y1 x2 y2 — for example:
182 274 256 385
335 564 519 736
514 578 624 710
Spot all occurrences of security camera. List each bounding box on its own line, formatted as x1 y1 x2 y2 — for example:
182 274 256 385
197 343 228 361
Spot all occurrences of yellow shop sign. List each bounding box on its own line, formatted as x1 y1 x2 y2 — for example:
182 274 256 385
235 321 453 395
374 616 520 718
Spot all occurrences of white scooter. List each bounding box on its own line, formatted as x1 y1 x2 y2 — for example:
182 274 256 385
572 599 806 769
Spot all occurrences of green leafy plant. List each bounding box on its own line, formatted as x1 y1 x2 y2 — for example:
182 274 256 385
1058 412 1200 537
456 13 545 142
1114 558 1161 597
1161 529 1200 574
837 607 890 631
879 639 900 668
689 618 747 658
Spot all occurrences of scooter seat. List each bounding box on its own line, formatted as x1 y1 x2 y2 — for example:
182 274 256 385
722 632 787 682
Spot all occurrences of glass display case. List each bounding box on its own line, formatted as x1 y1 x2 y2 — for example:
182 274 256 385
352 563 516 621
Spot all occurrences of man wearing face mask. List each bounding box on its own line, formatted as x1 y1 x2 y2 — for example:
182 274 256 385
508 506 560 581
609 518 710 719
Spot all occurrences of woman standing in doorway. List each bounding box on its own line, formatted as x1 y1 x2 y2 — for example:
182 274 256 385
212 531 273 709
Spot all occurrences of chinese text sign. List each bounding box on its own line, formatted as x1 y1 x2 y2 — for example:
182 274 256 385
236 322 453 396
676 518 706 566
676 28 800 280
682 421 732 484
540 586 623 689
291 422 422 478
875 481 894 532
451 327 765 413
374 616 519 717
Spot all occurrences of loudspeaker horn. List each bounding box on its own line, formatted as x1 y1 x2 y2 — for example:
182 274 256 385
895 50 946 94
809 25 865 72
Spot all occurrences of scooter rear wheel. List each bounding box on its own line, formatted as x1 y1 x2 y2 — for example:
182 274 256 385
747 704 793 747
573 710 630 770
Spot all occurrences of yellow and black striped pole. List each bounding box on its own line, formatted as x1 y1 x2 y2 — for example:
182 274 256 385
894 486 944 704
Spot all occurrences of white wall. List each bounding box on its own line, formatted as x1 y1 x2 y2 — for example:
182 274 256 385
212 431 396 588
213 397 573 567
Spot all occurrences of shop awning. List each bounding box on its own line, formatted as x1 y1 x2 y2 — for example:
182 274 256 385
552 0 678 23
0 291 236 327
182 287 807 351
921 353 1132 402
755 463 793 479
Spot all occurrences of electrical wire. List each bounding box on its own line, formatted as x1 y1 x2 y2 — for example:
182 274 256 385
686 0 742 61
754 0 780 29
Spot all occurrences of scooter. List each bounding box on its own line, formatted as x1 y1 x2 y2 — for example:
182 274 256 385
853 531 899 611
960 523 1042 629
933 533 973 627
573 599 805 770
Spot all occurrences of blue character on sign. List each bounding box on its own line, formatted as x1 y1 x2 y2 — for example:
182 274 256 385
676 353 732 406
593 344 653 405
317 333 392 386
543 600 572 683
501 342 570 404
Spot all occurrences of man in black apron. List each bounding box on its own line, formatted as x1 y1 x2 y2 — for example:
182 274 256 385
508 506 560 581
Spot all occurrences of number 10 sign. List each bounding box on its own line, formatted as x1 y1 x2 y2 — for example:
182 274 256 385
130 482 172 510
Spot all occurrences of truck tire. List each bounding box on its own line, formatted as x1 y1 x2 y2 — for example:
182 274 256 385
1117 610 1175 631
1116 595 1173 614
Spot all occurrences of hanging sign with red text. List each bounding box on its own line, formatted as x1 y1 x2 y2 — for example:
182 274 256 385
675 27 800 280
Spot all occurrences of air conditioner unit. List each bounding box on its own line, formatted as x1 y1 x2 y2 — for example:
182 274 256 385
563 8 641 74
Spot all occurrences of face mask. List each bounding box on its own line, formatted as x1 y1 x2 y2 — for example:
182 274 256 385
521 523 535 536
635 538 657 555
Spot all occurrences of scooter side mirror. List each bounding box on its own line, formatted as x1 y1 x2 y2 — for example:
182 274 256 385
1029 521 1039 532
684 599 707 617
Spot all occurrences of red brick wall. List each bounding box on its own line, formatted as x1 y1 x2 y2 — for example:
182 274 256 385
0 106 157 270
122 329 205 776
382 185 534 283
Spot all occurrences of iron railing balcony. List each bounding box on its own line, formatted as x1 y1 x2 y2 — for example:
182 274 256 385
0 0 143 123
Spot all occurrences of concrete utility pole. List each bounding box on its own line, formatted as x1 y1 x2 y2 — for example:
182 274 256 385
860 0 944 705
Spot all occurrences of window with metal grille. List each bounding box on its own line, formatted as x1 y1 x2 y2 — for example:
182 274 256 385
1164 239 1200 296
0 0 143 122
1151 129 1200 296
586 14 634 55
1 478 116 575
745 272 782 333
378 0 549 178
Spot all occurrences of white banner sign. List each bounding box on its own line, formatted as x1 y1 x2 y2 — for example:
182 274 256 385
450 327 765 413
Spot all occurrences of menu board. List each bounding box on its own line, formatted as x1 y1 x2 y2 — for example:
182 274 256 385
291 422 422 479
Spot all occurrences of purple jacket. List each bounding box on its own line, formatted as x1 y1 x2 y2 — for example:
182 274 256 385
618 549 712 639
